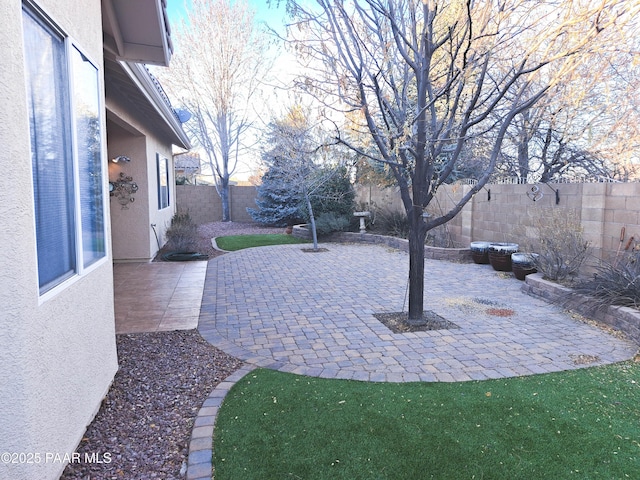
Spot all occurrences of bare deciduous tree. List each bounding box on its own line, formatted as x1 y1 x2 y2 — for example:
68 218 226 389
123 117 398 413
284 0 638 321
161 0 272 221
493 37 640 183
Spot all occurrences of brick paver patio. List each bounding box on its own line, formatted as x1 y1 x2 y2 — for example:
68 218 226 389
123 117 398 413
198 243 637 383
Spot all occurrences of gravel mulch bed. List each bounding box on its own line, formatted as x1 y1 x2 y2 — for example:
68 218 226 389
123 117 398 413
61 331 243 480
374 311 459 333
156 221 285 261
62 222 280 479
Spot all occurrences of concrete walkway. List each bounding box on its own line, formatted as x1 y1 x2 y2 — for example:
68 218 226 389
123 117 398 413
198 243 637 383
114 261 206 334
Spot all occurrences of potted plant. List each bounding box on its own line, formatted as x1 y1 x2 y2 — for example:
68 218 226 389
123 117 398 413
470 241 491 264
488 242 519 272
511 253 538 280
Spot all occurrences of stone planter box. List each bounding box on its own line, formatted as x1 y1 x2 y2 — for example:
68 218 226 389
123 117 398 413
292 224 312 240
522 273 640 345
324 231 473 263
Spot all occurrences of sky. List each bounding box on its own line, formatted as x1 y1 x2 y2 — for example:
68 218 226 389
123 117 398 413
166 0 290 33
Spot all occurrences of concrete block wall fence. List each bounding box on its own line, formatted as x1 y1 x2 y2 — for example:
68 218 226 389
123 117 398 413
458 182 640 264
355 182 640 264
175 184 256 224
229 186 257 222
176 182 640 264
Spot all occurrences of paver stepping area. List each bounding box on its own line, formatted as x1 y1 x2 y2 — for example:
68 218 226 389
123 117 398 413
198 243 637 382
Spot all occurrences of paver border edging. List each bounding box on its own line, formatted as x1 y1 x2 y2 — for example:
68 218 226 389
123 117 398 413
185 364 257 480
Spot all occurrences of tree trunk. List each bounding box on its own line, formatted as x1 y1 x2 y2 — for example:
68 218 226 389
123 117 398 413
305 193 319 250
220 179 230 221
517 140 529 181
407 209 427 322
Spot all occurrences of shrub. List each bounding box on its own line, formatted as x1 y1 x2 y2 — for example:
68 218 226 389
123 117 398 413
573 250 640 309
165 211 198 252
426 225 455 247
306 166 356 220
524 208 589 282
373 207 410 238
314 212 350 236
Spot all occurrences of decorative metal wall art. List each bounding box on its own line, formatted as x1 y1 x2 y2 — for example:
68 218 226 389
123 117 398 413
526 185 544 202
109 172 138 209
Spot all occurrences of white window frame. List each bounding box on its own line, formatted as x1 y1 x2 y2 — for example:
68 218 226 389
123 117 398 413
23 2 109 301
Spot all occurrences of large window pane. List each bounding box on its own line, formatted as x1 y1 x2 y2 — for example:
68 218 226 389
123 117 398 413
72 47 105 267
23 5 106 295
23 9 76 293
157 154 170 209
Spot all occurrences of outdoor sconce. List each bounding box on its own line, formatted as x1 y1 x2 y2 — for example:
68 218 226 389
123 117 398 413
109 172 139 209
545 183 560 204
111 155 131 163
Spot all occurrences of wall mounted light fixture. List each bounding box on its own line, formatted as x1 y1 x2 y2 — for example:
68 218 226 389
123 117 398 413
543 183 560 204
111 155 131 163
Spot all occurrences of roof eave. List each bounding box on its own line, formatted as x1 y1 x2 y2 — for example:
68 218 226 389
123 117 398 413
120 61 191 150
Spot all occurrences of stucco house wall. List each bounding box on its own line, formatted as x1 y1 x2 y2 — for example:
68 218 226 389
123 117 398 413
0 1 118 479
106 98 177 262
107 118 150 261
146 136 177 255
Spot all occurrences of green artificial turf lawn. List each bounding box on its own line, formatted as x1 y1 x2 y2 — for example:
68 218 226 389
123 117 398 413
213 363 640 480
215 234 309 251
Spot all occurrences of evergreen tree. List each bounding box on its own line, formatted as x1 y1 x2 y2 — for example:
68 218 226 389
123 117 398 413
248 106 313 226
248 161 304 226
249 105 355 245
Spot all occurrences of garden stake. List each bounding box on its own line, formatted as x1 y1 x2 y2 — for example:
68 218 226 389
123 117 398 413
403 277 409 313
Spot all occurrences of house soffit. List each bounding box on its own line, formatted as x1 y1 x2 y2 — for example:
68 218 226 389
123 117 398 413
104 53 190 150
102 0 173 66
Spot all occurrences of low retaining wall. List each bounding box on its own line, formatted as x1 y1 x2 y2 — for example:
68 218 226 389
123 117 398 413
292 226 472 263
522 273 640 346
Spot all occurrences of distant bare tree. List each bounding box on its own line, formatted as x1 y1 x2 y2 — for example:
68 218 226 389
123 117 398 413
284 0 638 321
161 0 271 221
493 102 620 183
493 42 640 184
